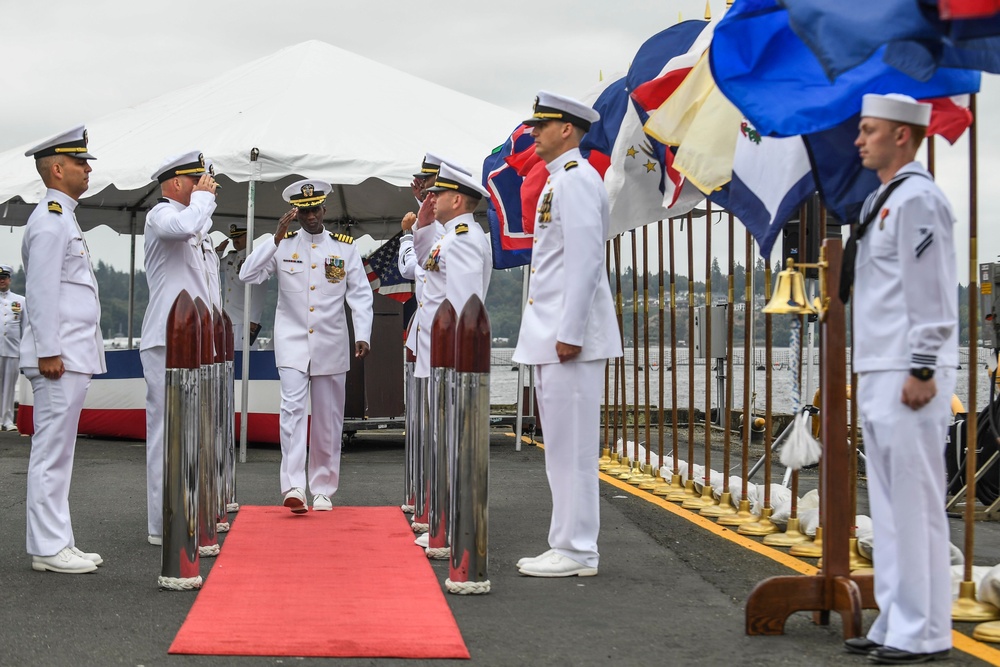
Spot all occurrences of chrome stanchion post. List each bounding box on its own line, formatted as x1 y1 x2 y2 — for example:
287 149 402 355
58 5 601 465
194 299 220 558
222 311 238 514
402 316 416 514
428 299 457 560
212 308 229 534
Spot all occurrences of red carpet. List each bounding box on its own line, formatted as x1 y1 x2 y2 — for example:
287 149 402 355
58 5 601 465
169 506 469 659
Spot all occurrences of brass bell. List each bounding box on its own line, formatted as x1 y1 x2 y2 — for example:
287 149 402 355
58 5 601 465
763 259 815 315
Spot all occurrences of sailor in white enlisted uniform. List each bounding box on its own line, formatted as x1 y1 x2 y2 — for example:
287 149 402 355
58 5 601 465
218 224 266 350
844 93 957 664
0 264 25 431
140 151 219 546
239 179 373 513
20 126 106 574
513 92 622 578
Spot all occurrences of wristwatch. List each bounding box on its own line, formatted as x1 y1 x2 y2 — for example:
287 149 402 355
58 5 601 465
910 367 935 381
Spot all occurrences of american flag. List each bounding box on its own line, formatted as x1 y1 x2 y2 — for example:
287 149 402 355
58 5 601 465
364 230 414 303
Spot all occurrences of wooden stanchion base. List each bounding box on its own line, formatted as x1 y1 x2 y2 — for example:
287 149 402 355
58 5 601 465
746 573 876 638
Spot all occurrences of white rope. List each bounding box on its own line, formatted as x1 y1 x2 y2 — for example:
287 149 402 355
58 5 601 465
216 522 230 533
226 503 240 513
199 544 220 557
411 521 429 533
445 578 491 595
790 319 801 413
425 546 450 560
157 575 203 591
400 504 415 513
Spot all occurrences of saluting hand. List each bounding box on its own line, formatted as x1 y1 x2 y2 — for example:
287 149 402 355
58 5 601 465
215 239 229 253
193 173 218 195
274 209 297 246
410 177 426 201
416 194 436 229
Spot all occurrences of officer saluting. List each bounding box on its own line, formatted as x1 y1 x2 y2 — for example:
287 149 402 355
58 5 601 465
217 224 266 350
141 150 218 546
0 263 25 432
513 92 622 578
239 180 373 513
21 125 106 574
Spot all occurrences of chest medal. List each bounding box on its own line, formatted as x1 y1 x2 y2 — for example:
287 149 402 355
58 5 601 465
325 256 346 283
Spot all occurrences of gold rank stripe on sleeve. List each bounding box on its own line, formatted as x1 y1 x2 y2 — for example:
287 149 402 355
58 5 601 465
564 161 579 171
330 233 354 244
455 223 469 235
47 201 63 215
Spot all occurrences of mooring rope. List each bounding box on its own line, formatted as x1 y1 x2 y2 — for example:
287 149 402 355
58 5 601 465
158 575 203 591
425 546 450 560
445 578 491 595
198 544 220 557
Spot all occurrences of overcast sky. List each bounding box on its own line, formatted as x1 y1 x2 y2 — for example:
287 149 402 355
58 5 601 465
1 0 998 285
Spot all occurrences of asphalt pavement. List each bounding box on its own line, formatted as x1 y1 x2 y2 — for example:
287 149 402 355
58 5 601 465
0 427 997 666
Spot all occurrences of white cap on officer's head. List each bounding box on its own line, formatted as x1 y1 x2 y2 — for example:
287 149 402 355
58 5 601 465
524 91 601 131
861 93 931 127
0 264 11 277
425 162 490 200
282 179 332 208
413 152 471 179
228 224 247 238
152 151 210 183
25 125 96 160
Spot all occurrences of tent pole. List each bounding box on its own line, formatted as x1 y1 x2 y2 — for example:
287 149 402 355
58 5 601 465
513 262 530 452
240 148 260 464
127 210 137 349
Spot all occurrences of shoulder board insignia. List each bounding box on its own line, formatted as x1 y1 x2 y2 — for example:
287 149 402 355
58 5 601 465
47 201 63 215
455 223 469 235
285 230 298 239
564 161 579 171
331 233 354 244
156 197 169 204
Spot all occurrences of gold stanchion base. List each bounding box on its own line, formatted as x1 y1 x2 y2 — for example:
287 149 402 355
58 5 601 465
701 492 737 517
652 473 685 497
789 526 823 557
598 447 611 466
717 499 757 526
974 620 1000 643
681 488 714 509
630 464 656 487
666 479 697 503
762 517 810 547
953 581 1000 622
738 507 779 536
848 538 873 571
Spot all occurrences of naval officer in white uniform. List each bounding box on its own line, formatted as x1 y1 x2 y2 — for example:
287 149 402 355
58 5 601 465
21 126 106 574
141 151 218 545
239 180 373 513
843 94 957 664
218 224 266 350
0 264 25 431
513 92 622 578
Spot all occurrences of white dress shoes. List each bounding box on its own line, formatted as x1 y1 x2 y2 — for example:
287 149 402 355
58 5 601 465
283 488 308 514
414 532 430 548
70 546 103 566
312 494 333 511
2 422 16 432
516 549 555 568
518 552 598 578
147 535 162 546
31 547 98 574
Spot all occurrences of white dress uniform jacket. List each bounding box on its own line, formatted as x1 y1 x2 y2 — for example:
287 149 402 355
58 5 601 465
20 189 106 375
512 148 622 365
0 289 24 358
410 214 491 378
140 192 217 349
853 160 957 655
21 189 106 557
239 229 373 374
221 247 266 350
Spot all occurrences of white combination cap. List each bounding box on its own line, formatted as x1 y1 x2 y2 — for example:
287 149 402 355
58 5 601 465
282 179 332 208
152 151 210 183
425 162 489 200
25 125 96 160
413 152 472 179
861 93 931 127
524 90 601 131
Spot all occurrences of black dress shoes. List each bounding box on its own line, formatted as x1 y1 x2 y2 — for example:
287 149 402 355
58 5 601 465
845 637 882 655
867 646 951 664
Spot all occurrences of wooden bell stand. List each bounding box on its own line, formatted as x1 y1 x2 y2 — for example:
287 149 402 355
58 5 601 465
745 239 877 638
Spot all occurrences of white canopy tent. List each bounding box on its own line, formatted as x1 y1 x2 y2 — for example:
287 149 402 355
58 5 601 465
0 40 522 457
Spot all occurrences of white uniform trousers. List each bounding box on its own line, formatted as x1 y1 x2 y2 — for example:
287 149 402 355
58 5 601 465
141 346 166 537
535 358 605 568
859 368 955 655
24 368 91 556
0 356 18 426
277 367 346 497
